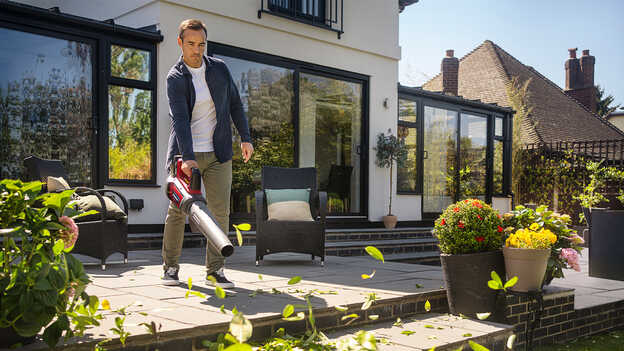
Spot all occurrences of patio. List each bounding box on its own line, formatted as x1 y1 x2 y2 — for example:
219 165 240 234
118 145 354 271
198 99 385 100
6 244 623 351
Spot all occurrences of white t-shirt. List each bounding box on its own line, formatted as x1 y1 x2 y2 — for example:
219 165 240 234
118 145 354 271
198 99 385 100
186 61 217 152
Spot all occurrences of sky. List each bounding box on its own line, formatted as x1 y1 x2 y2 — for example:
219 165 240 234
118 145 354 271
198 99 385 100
399 0 624 108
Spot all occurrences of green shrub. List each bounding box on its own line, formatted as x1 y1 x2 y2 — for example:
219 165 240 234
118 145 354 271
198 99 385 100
434 199 504 254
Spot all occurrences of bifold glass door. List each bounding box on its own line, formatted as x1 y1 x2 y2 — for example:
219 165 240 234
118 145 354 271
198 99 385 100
299 72 362 214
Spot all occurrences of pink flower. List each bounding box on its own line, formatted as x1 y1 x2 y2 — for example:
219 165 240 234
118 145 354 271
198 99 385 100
58 216 79 249
560 248 581 272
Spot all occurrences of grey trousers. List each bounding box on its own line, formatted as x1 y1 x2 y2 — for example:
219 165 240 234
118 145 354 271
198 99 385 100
162 152 232 273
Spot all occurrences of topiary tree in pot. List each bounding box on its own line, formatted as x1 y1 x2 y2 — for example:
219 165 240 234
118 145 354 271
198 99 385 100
374 129 407 229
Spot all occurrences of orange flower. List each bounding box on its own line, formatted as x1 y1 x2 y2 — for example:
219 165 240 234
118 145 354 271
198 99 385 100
464 199 470 203
472 200 483 208
497 214 501 219
440 218 446 225
453 207 460 212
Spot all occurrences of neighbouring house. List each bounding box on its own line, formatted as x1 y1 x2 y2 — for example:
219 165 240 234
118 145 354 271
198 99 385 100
422 40 624 144
0 0 512 230
606 111 624 132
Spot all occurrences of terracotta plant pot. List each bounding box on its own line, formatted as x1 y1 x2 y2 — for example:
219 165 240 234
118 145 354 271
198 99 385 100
382 215 397 229
503 247 550 292
440 250 507 322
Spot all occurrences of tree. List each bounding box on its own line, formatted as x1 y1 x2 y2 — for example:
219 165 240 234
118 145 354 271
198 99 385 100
595 84 621 117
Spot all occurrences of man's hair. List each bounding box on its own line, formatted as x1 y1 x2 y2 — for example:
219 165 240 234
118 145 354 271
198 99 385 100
178 19 207 41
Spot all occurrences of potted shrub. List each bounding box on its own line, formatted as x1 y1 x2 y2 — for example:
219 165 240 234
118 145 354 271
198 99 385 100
574 161 624 281
374 129 407 229
434 199 505 319
502 205 583 288
0 180 101 348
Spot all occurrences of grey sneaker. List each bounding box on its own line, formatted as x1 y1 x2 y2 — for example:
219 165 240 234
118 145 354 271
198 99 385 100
162 267 179 286
206 268 235 289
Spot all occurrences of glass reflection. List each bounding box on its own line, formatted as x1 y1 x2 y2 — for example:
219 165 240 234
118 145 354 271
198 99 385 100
111 45 150 82
459 113 487 200
300 73 362 214
398 99 418 192
493 140 503 194
108 86 152 180
216 55 295 214
0 27 93 185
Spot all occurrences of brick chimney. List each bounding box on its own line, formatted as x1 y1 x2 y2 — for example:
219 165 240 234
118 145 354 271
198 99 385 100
564 48 597 113
441 49 459 96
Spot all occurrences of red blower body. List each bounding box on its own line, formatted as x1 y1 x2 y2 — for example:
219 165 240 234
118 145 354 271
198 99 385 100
166 156 234 257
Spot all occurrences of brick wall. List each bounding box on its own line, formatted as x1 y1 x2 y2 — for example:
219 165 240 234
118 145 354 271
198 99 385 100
505 287 624 348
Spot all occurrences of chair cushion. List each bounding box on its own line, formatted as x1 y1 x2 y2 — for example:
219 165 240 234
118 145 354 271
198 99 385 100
265 188 313 221
72 195 127 221
47 176 70 192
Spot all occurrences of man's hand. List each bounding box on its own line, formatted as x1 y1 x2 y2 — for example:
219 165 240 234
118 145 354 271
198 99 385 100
241 142 254 163
181 160 199 176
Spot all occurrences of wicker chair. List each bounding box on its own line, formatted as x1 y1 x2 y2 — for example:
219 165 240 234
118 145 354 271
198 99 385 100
24 156 128 270
254 167 327 266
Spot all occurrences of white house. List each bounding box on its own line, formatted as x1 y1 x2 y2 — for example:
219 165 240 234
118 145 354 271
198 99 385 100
1 0 512 232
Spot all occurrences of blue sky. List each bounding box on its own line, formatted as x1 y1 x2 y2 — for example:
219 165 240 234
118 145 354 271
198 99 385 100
399 0 624 107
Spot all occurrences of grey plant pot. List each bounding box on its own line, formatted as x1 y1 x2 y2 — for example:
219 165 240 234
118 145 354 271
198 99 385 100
503 247 550 292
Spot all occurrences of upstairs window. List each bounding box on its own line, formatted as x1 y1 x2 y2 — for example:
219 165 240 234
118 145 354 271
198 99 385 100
268 0 326 22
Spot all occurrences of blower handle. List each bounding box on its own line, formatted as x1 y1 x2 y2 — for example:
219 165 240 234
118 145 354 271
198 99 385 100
190 168 202 192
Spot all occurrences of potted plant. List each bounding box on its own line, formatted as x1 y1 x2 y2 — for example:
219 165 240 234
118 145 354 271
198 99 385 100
434 199 505 319
573 161 624 281
502 205 583 288
0 180 102 348
374 129 407 229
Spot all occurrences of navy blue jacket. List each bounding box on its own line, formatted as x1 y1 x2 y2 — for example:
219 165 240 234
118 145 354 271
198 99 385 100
165 55 251 169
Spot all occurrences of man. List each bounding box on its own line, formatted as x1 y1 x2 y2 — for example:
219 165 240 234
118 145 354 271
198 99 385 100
162 19 253 288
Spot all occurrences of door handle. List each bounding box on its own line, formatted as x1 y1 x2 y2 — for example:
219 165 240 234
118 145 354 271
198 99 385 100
423 150 428 159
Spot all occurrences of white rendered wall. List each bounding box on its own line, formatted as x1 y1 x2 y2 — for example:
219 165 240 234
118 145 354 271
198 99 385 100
13 0 417 224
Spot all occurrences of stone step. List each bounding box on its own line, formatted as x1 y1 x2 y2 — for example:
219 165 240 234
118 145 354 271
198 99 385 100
327 313 513 351
384 251 442 265
325 238 439 257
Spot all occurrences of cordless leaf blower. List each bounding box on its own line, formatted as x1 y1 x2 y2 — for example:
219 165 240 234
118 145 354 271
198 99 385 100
166 156 234 257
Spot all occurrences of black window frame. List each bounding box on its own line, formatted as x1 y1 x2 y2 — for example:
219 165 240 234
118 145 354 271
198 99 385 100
397 86 513 218
0 2 163 188
206 41 369 220
397 95 420 195
104 39 159 186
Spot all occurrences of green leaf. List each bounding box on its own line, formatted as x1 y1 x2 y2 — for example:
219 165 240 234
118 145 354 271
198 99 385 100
282 304 294 318
369 315 379 320
469 340 490 351
191 291 206 299
487 280 501 290
229 313 252 343
425 300 431 312
188 277 193 290
215 286 226 299
365 246 384 263
288 276 302 285
283 312 305 321
463 333 473 337
507 334 517 349
401 330 415 336
236 223 251 231
476 313 491 320
235 228 243 247
335 305 348 312
224 344 253 351
424 324 434 329
361 270 376 279
52 239 64 256
504 276 518 289
220 305 226 314
258 274 263 280
341 314 359 321
490 271 502 285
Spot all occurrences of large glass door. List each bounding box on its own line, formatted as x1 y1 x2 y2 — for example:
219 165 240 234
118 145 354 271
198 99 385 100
423 106 458 214
299 72 362 214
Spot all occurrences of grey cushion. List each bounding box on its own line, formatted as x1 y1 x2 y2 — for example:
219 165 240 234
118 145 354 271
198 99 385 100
73 195 127 221
268 200 314 221
47 176 70 192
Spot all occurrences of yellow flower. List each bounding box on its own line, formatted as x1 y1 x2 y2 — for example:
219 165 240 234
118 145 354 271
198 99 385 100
101 299 111 310
529 223 540 231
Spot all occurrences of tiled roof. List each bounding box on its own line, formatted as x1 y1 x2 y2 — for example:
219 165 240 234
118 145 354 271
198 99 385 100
422 40 624 143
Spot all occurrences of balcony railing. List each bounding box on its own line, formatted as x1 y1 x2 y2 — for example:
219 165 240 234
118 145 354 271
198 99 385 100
258 0 344 39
